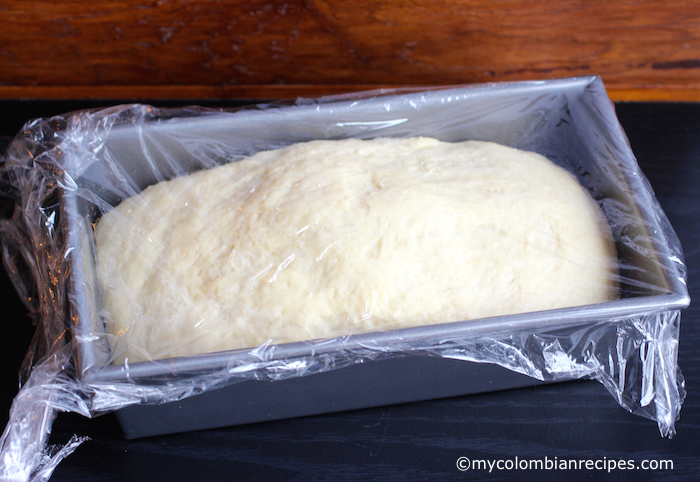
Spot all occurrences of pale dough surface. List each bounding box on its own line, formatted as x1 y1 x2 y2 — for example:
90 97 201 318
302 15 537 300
95 138 618 363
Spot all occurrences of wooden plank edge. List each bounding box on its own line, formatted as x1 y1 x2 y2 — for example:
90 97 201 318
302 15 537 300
606 87 700 102
2 85 700 102
0 85 396 101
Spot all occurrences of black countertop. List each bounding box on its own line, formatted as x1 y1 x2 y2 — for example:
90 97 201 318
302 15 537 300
1 101 699 482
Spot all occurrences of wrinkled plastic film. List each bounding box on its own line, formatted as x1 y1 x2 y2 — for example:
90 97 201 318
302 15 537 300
0 77 690 481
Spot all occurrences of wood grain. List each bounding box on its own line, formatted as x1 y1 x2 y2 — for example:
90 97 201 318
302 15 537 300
2 1 700 100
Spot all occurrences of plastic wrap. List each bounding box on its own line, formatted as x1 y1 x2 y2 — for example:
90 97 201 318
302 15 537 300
0 77 690 481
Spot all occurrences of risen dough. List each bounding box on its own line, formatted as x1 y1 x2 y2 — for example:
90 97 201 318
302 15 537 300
96 137 618 363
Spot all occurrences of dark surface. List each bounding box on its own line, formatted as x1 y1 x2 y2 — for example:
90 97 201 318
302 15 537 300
1 100 699 481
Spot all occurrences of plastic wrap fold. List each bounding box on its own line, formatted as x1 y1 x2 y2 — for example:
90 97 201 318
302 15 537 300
0 77 690 481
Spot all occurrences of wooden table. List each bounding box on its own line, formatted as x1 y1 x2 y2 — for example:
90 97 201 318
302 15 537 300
3 1 700 101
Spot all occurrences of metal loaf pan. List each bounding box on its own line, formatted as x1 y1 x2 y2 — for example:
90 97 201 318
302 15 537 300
62 76 689 438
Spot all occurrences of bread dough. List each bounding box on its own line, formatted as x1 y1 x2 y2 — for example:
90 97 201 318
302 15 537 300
95 137 618 363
